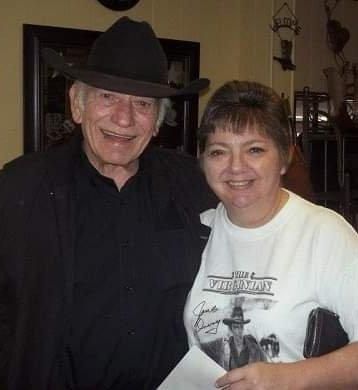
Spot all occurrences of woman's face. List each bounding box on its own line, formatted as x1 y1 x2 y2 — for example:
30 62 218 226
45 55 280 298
201 127 287 227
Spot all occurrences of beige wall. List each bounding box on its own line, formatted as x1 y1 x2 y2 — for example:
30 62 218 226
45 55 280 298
0 0 293 167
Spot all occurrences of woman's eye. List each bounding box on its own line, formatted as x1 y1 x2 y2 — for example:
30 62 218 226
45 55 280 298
249 146 265 154
208 149 225 157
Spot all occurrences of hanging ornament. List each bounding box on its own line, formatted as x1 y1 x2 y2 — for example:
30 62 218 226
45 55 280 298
270 2 301 71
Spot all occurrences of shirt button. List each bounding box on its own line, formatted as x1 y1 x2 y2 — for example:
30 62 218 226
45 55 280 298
127 330 136 336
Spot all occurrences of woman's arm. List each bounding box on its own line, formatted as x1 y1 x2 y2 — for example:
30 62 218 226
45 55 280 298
216 341 358 390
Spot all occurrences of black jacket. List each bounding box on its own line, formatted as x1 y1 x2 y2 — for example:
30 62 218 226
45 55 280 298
0 135 216 389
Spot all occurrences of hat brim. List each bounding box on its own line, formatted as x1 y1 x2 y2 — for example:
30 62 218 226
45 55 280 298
42 48 209 98
223 318 251 326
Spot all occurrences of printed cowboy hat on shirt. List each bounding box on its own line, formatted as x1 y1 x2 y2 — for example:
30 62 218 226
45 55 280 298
223 306 251 326
42 16 209 98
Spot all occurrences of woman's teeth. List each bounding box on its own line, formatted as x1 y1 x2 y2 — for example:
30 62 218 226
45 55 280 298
228 180 251 187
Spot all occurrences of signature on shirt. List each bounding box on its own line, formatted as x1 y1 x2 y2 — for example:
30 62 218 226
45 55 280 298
193 301 220 334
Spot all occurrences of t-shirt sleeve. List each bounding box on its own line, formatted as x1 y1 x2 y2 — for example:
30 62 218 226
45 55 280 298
200 208 216 227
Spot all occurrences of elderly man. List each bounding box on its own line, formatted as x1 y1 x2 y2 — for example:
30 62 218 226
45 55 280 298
0 17 215 389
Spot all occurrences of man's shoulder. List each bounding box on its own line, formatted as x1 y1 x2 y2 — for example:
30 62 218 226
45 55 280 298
145 147 217 211
2 152 45 179
201 338 224 353
144 147 203 188
148 146 198 170
1 137 78 190
147 147 209 189
243 334 263 352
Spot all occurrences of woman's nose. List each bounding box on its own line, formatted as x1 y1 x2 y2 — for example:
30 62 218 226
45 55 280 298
230 151 246 171
110 100 134 127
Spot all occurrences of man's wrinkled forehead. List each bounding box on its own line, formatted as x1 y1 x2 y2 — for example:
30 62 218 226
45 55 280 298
85 85 159 103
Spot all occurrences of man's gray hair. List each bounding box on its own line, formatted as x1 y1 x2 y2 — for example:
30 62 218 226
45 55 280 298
157 98 171 128
73 81 170 128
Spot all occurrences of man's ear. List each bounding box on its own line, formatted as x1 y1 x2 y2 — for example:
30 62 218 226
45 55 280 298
69 84 83 124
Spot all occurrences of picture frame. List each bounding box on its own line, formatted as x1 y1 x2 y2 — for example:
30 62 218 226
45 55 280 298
23 24 201 155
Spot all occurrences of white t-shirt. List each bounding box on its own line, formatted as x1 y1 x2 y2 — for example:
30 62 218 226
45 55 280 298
184 190 358 368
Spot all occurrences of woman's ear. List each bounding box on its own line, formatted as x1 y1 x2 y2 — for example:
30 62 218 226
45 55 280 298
282 144 315 201
69 84 83 124
280 145 295 175
280 165 288 175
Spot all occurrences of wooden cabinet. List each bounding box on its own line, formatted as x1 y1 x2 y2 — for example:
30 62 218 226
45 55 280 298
294 87 358 228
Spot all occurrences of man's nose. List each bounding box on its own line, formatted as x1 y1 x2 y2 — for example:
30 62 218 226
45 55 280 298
110 100 134 127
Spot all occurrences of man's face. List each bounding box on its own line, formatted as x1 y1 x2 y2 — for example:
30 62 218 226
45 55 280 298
70 84 159 174
231 323 244 339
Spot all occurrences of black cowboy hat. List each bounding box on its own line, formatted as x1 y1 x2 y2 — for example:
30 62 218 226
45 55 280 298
42 16 209 98
223 306 251 326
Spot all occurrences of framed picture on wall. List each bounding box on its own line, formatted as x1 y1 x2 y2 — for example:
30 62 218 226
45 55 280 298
23 24 201 155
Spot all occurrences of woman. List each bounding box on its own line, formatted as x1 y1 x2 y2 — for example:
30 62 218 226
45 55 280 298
184 80 358 389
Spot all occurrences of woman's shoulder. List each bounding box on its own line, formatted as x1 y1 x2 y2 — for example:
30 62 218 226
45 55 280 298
200 203 225 227
288 190 358 240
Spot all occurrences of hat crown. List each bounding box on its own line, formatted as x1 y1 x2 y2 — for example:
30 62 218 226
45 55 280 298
87 17 168 85
231 307 245 321
223 305 250 326
41 17 209 97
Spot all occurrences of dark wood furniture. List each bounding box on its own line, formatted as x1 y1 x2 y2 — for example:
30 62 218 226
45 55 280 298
294 87 358 228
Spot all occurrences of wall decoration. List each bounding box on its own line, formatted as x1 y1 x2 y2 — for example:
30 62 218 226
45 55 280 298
96 0 140 11
323 0 358 129
270 2 301 71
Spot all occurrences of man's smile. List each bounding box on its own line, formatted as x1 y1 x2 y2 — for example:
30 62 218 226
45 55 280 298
100 128 136 140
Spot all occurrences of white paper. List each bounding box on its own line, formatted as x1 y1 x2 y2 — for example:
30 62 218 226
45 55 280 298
157 345 227 390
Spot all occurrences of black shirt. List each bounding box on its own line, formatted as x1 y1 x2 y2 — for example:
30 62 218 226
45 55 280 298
0 133 216 390
68 150 205 389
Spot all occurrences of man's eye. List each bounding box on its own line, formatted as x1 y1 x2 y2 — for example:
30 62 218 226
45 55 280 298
134 100 153 109
101 93 116 101
97 92 118 105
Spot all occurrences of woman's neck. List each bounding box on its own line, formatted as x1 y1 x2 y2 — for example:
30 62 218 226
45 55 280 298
228 188 289 228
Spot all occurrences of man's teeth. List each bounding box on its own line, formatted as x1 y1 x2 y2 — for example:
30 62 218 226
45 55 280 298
102 129 134 139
